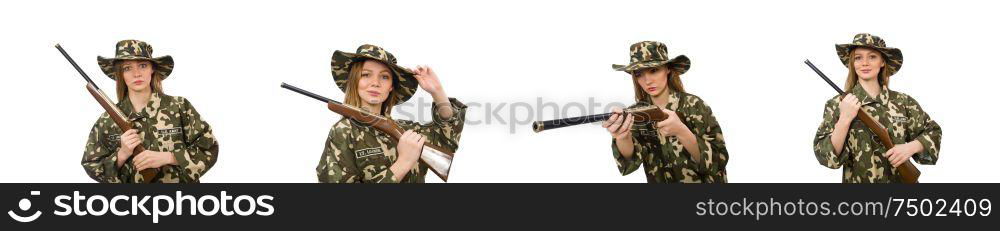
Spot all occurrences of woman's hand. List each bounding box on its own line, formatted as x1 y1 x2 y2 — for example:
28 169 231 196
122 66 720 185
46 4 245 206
655 109 688 137
413 65 454 118
133 151 177 171
389 130 425 180
830 94 862 156
884 141 923 167
605 107 636 160
838 94 862 123
603 108 633 140
396 130 425 166
413 65 446 99
116 129 142 167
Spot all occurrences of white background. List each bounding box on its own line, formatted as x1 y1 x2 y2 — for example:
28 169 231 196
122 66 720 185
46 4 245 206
1 0 996 183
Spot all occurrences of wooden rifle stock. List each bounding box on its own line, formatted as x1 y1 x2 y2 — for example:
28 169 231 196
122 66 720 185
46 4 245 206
56 44 161 183
804 59 920 183
281 83 455 182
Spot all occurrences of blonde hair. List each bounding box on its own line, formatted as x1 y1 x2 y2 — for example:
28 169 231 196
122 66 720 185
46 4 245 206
844 48 890 93
343 60 399 116
113 60 164 101
632 66 685 103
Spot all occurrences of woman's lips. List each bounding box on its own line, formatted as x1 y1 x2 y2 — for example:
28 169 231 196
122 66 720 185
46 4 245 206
646 87 656 92
132 80 144 85
366 90 381 97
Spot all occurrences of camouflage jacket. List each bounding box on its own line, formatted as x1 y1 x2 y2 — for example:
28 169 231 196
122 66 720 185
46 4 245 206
317 98 467 183
813 85 942 183
82 93 219 183
611 91 729 183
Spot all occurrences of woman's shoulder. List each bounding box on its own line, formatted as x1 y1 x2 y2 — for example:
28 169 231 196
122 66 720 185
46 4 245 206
327 118 358 140
885 89 918 103
392 118 420 129
823 94 842 106
673 92 716 113
161 94 189 107
90 112 116 130
676 91 705 105
158 94 209 119
331 118 356 131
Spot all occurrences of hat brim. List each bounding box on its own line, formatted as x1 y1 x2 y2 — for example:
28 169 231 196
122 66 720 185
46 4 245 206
612 55 691 75
835 44 903 77
97 55 174 80
331 50 418 105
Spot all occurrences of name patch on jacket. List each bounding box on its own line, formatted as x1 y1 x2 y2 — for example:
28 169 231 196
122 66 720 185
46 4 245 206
635 128 658 137
355 148 384 159
103 133 122 150
158 127 183 136
107 134 121 142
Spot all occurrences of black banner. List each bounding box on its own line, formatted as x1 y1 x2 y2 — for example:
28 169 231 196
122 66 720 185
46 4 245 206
1 184 995 229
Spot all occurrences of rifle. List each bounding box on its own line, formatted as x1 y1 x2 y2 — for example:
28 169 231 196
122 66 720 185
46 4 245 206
280 83 455 182
56 44 161 183
532 105 677 133
804 59 920 183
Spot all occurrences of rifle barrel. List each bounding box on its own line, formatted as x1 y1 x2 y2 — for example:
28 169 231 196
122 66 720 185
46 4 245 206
280 83 340 104
532 112 614 133
804 59 845 95
55 44 98 88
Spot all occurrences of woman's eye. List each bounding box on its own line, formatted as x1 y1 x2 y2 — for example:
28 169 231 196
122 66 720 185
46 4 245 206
123 66 131 71
361 73 369 78
381 75 391 80
139 64 147 68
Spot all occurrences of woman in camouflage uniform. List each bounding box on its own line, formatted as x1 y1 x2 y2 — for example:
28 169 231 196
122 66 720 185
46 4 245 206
604 41 729 183
813 33 942 183
82 40 219 183
317 44 467 183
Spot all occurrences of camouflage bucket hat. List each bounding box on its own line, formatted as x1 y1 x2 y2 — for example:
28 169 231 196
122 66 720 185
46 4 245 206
331 44 418 105
836 33 903 77
612 41 690 75
97 40 174 80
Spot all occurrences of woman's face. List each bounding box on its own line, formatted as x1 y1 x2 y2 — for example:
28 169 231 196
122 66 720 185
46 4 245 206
120 60 154 93
356 60 394 105
634 66 671 97
852 47 885 81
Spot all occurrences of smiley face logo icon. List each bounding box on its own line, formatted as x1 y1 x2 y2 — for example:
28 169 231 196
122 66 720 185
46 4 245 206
8 191 42 223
